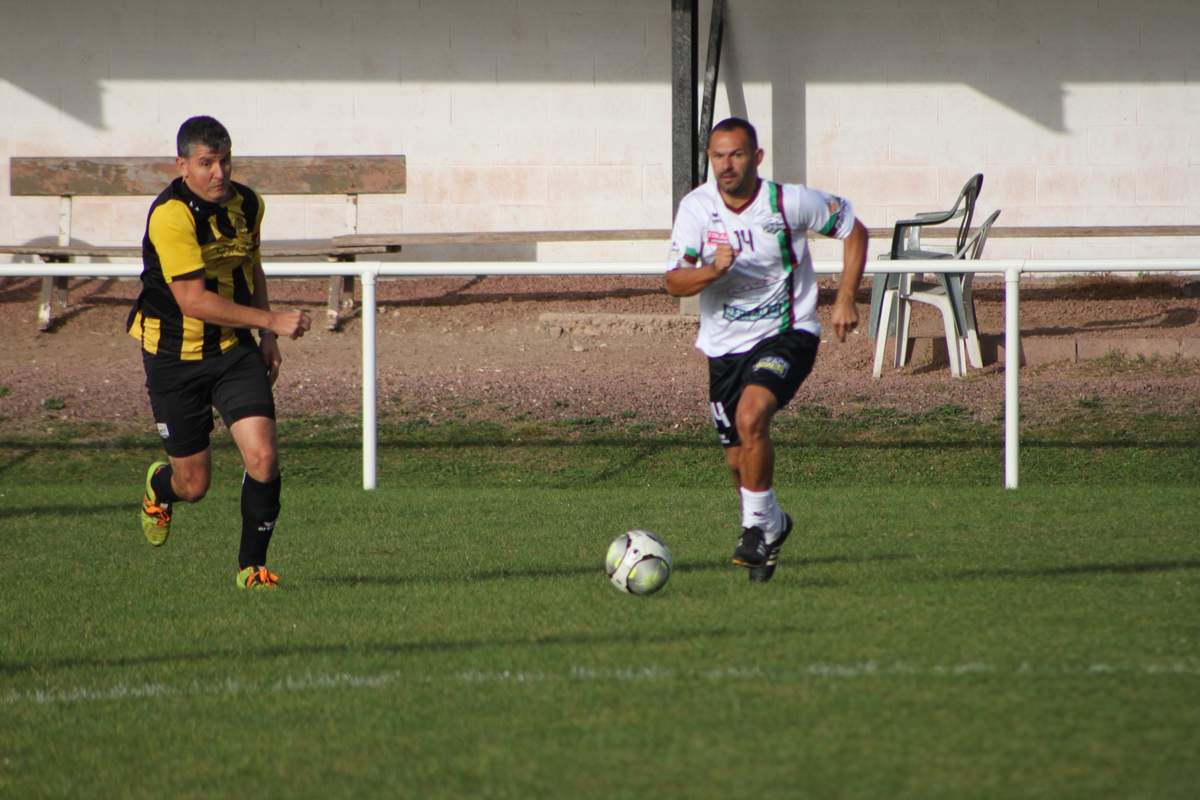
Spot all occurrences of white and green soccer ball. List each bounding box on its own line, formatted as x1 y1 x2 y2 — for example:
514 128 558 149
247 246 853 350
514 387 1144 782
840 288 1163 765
605 529 673 596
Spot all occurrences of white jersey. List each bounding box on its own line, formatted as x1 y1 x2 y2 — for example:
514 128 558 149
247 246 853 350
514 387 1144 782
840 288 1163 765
667 179 856 357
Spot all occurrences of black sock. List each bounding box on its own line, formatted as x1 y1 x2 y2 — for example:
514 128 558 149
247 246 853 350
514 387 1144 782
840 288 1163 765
150 464 181 505
238 472 281 569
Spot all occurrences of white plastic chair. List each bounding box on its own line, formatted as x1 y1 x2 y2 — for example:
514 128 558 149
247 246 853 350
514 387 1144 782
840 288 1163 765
872 209 1001 378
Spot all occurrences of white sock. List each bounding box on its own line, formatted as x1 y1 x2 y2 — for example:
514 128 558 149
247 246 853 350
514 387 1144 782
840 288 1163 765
740 487 783 540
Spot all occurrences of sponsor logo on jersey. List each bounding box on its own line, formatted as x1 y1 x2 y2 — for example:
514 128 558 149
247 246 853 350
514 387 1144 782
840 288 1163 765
761 214 787 234
722 300 786 322
729 276 776 293
706 229 729 246
751 355 790 379
819 196 847 237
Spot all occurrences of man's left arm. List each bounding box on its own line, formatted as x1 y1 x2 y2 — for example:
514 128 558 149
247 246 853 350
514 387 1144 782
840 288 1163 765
794 188 868 343
250 260 283 385
830 219 868 342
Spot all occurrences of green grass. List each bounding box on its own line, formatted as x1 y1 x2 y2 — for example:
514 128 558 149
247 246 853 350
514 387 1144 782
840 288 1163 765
2 412 1199 798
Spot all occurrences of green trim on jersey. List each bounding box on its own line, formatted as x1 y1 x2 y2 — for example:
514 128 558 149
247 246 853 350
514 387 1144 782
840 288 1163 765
768 182 797 334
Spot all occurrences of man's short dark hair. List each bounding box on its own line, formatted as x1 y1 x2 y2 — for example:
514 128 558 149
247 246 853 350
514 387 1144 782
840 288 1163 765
176 116 232 158
710 117 758 151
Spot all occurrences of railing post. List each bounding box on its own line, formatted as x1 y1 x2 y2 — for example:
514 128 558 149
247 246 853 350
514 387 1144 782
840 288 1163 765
1004 266 1021 489
361 267 377 490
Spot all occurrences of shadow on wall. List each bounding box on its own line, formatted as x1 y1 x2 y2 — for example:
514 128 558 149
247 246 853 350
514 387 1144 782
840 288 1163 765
3 0 1194 169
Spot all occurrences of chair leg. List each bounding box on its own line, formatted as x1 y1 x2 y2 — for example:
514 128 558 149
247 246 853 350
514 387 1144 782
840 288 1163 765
868 275 886 340
961 281 983 369
894 274 913 368
937 298 964 377
872 288 895 379
963 330 981 370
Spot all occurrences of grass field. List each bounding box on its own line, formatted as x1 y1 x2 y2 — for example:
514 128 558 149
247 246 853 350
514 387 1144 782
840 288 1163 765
2 408 1199 799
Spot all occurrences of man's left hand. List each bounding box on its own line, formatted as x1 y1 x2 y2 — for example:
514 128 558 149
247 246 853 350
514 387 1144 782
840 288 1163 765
260 335 283 385
830 300 859 342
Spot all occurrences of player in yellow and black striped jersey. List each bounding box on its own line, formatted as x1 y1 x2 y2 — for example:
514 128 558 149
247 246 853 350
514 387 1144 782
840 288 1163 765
128 173 265 360
129 115 311 590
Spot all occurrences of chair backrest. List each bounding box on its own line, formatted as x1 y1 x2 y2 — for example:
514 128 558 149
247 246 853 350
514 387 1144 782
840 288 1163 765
952 207 1001 260
889 172 984 259
949 173 984 253
969 208 1001 259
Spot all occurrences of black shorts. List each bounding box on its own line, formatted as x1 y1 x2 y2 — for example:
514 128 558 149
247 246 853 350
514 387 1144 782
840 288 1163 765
143 343 275 457
707 329 819 447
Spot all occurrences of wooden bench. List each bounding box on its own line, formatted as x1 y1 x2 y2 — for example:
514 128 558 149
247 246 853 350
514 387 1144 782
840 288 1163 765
4 155 406 330
335 224 1200 249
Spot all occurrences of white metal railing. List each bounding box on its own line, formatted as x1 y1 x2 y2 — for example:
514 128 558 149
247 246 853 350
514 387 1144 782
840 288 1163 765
6 258 1200 490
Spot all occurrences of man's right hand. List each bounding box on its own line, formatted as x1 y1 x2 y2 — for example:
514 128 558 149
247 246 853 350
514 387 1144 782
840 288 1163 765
711 243 739 276
270 310 312 339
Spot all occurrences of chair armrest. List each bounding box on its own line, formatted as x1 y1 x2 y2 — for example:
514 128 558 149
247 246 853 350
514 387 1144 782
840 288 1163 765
894 208 959 228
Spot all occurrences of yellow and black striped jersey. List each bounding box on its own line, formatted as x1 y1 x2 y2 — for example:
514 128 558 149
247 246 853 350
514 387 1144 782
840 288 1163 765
127 178 264 360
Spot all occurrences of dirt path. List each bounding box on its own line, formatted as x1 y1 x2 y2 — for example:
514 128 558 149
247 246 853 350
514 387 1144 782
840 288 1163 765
2 273 1198 433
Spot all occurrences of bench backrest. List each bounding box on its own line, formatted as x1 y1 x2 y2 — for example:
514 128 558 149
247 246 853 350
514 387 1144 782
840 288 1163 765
10 156 406 196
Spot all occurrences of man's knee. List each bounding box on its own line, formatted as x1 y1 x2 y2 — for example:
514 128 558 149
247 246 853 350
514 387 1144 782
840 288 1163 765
171 464 210 502
229 416 279 481
242 446 279 482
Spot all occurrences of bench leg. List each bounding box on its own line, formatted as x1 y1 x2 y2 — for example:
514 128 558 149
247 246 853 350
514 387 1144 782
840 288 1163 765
326 275 343 330
37 277 55 331
54 276 70 314
36 276 69 331
326 274 356 331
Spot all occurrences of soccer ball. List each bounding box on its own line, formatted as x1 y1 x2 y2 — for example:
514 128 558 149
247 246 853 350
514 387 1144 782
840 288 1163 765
605 529 673 595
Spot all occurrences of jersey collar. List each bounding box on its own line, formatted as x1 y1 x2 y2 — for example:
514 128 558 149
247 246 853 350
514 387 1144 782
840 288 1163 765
174 176 233 211
720 178 762 215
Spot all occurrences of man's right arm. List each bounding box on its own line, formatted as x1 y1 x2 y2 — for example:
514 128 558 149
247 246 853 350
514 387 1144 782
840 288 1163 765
167 277 308 338
665 244 737 297
664 200 737 297
150 201 308 338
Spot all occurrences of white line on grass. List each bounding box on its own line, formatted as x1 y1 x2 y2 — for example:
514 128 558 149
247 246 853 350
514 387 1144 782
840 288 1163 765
5 660 1199 707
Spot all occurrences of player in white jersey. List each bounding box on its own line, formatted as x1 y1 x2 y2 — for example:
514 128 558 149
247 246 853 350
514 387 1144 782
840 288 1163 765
666 117 868 582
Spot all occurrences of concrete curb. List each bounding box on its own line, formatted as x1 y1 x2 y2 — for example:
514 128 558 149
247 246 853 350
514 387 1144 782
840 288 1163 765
538 312 1200 368
537 312 698 337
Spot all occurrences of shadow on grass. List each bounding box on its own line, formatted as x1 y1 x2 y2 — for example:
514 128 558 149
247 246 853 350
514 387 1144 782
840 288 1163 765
0 502 132 520
0 623 812 677
7 436 1200 454
312 553 913 588
951 559 1200 580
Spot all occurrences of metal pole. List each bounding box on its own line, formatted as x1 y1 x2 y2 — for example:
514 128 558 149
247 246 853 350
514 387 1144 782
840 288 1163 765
697 0 726 183
361 269 377 490
1004 266 1020 489
671 0 698 213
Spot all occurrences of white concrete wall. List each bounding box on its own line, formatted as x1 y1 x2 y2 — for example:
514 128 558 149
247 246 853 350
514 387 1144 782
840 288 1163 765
1 0 1198 262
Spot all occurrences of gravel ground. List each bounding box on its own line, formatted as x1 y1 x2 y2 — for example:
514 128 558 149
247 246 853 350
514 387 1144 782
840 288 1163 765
2 273 1199 433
